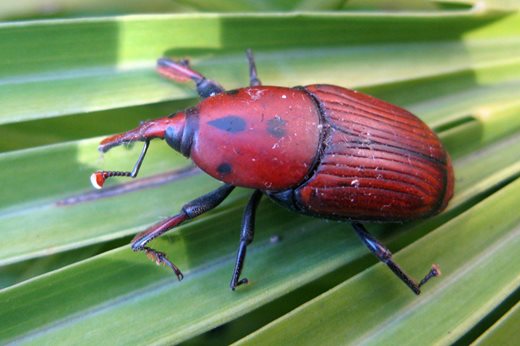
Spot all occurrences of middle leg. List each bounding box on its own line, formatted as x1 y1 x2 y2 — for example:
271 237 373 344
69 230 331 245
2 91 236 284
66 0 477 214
246 49 262 87
230 190 263 290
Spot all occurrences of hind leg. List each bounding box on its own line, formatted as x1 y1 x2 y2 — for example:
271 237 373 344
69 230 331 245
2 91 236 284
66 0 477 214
352 222 440 295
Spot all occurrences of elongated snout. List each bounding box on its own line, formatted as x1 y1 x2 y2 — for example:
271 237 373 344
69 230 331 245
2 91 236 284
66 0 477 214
92 112 188 189
98 113 186 153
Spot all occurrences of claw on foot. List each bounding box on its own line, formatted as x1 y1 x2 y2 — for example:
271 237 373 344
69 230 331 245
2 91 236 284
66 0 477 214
418 263 442 288
144 247 184 281
231 278 249 291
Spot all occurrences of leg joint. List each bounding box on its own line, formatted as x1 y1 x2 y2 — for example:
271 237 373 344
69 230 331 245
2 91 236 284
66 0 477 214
131 241 144 252
240 235 253 245
196 79 224 98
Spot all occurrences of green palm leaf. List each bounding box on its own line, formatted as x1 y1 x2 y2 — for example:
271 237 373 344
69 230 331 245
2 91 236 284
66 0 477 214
1 5 519 345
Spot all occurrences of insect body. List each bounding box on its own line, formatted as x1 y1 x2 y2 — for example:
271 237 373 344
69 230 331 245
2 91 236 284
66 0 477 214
92 50 454 294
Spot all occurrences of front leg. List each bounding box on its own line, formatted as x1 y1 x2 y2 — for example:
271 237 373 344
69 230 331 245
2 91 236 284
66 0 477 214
156 57 225 98
230 190 263 290
132 184 235 279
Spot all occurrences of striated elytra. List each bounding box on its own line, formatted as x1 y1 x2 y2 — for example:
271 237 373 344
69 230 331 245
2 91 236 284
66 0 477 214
92 50 454 295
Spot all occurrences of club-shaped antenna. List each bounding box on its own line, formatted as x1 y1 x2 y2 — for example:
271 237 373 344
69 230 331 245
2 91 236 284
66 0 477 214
91 141 149 189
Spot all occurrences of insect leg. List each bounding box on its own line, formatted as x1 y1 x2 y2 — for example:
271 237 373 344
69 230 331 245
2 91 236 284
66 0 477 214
230 190 263 290
351 222 440 295
132 184 235 280
156 57 225 98
246 49 262 86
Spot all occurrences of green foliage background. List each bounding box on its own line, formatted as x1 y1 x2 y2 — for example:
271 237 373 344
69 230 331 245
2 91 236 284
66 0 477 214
0 1 519 345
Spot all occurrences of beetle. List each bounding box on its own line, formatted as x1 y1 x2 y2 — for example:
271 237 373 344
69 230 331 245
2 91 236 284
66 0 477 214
91 50 454 294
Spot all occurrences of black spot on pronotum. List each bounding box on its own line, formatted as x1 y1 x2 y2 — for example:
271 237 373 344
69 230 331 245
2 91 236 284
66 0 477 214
208 115 246 133
217 163 232 175
267 116 287 138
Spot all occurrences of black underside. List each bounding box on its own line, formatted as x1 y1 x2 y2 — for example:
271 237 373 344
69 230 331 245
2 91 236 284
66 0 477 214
266 189 301 214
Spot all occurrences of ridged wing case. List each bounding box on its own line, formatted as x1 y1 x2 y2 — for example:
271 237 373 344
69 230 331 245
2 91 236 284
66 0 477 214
296 84 454 221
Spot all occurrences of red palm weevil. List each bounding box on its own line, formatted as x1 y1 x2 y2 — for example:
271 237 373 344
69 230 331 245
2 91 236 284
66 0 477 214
91 50 454 294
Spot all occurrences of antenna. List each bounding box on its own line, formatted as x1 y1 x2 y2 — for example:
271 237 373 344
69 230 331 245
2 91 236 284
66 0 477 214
91 141 149 189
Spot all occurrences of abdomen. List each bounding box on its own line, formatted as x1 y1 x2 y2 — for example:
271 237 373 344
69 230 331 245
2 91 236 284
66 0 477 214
293 84 454 221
